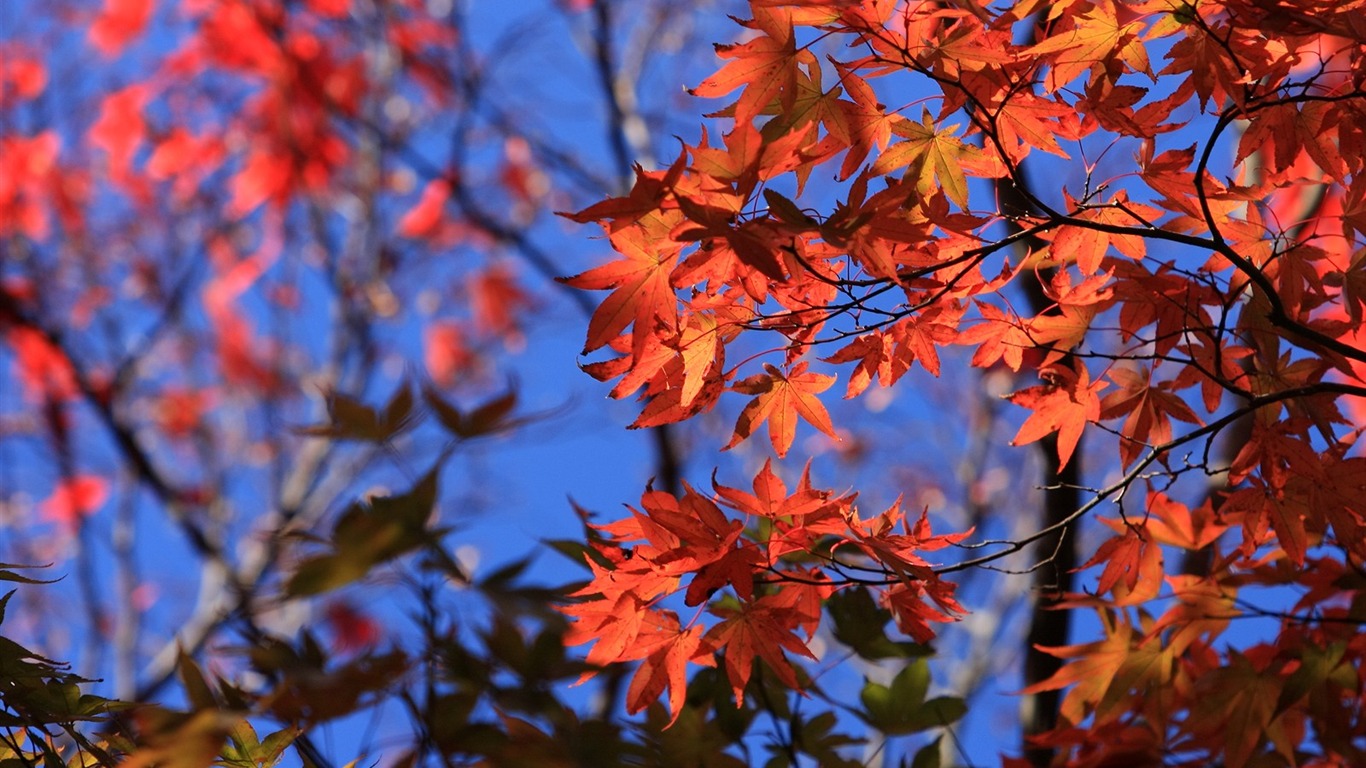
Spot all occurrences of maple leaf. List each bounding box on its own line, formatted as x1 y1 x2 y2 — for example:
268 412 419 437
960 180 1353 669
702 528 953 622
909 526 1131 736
1190 652 1286 768
712 459 834 520
822 330 902 399
625 624 711 725
563 593 659 673
1100 364 1203 468
89 0 152 57
0 52 46 101
41 475 110 531
468 264 531 342
228 147 293 217
0 132 59 241
88 85 147 184
1022 613 1169 726
765 571 832 639
994 91 1075 160
423 321 476 388
8 326 79 403
1022 302 1100 369
956 301 1031 371
397 178 452 239
689 10 800 124
1082 521 1163 605
685 545 764 605
844 503 972 578
560 224 680 356
1008 361 1106 470
323 601 381 653
677 312 723 410
726 361 838 458
147 129 224 185
1159 20 1245 110
1150 574 1235 658
307 0 352 17
1029 10 1151 92
881 578 964 644
828 63 899 180
1238 101 1347 180
561 148 688 227
704 594 817 706
870 110 987 209
620 483 761 604
1221 482 1312 566
154 388 212 439
1142 492 1227 552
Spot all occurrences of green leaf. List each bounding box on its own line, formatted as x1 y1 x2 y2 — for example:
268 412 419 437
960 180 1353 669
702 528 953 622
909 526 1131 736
297 382 416 443
424 386 520 440
906 696 967 731
890 660 930 711
0 564 57 585
910 737 942 768
461 390 518 437
256 727 301 767
177 650 218 710
1276 642 1346 717
859 663 961 735
284 553 374 598
791 710 862 767
285 467 441 597
828 588 932 661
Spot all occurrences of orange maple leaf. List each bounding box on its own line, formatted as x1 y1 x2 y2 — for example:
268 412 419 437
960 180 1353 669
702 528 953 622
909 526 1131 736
726 361 838 457
956 301 1031 371
1029 10 1150 93
1022 613 1170 726
712 459 834 520
625 624 712 725
870 110 987 209
1142 492 1226 551
1101 364 1203 468
1082 522 1164 605
689 10 800 124
560 225 680 356
704 594 816 707
1008 361 1106 470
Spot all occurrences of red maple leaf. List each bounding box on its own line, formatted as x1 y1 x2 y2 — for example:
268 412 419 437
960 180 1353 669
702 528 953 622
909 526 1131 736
41 475 109 530
9 327 78 403
1081 522 1164 605
625 624 712 725
1101 364 1203 468
324 601 381 653
89 0 152 57
397 178 452 239
726 362 838 458
89 86 148 184
689 10 801 125
559 225 680 356
1009 361 1106 470
704 594 816 706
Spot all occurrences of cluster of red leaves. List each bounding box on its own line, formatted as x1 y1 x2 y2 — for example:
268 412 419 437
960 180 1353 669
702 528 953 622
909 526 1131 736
6 0 540 555
563 0 1366 763
561 461 968 722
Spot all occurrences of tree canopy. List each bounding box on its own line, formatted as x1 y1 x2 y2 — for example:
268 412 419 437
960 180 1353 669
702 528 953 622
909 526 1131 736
1 0 1364 766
